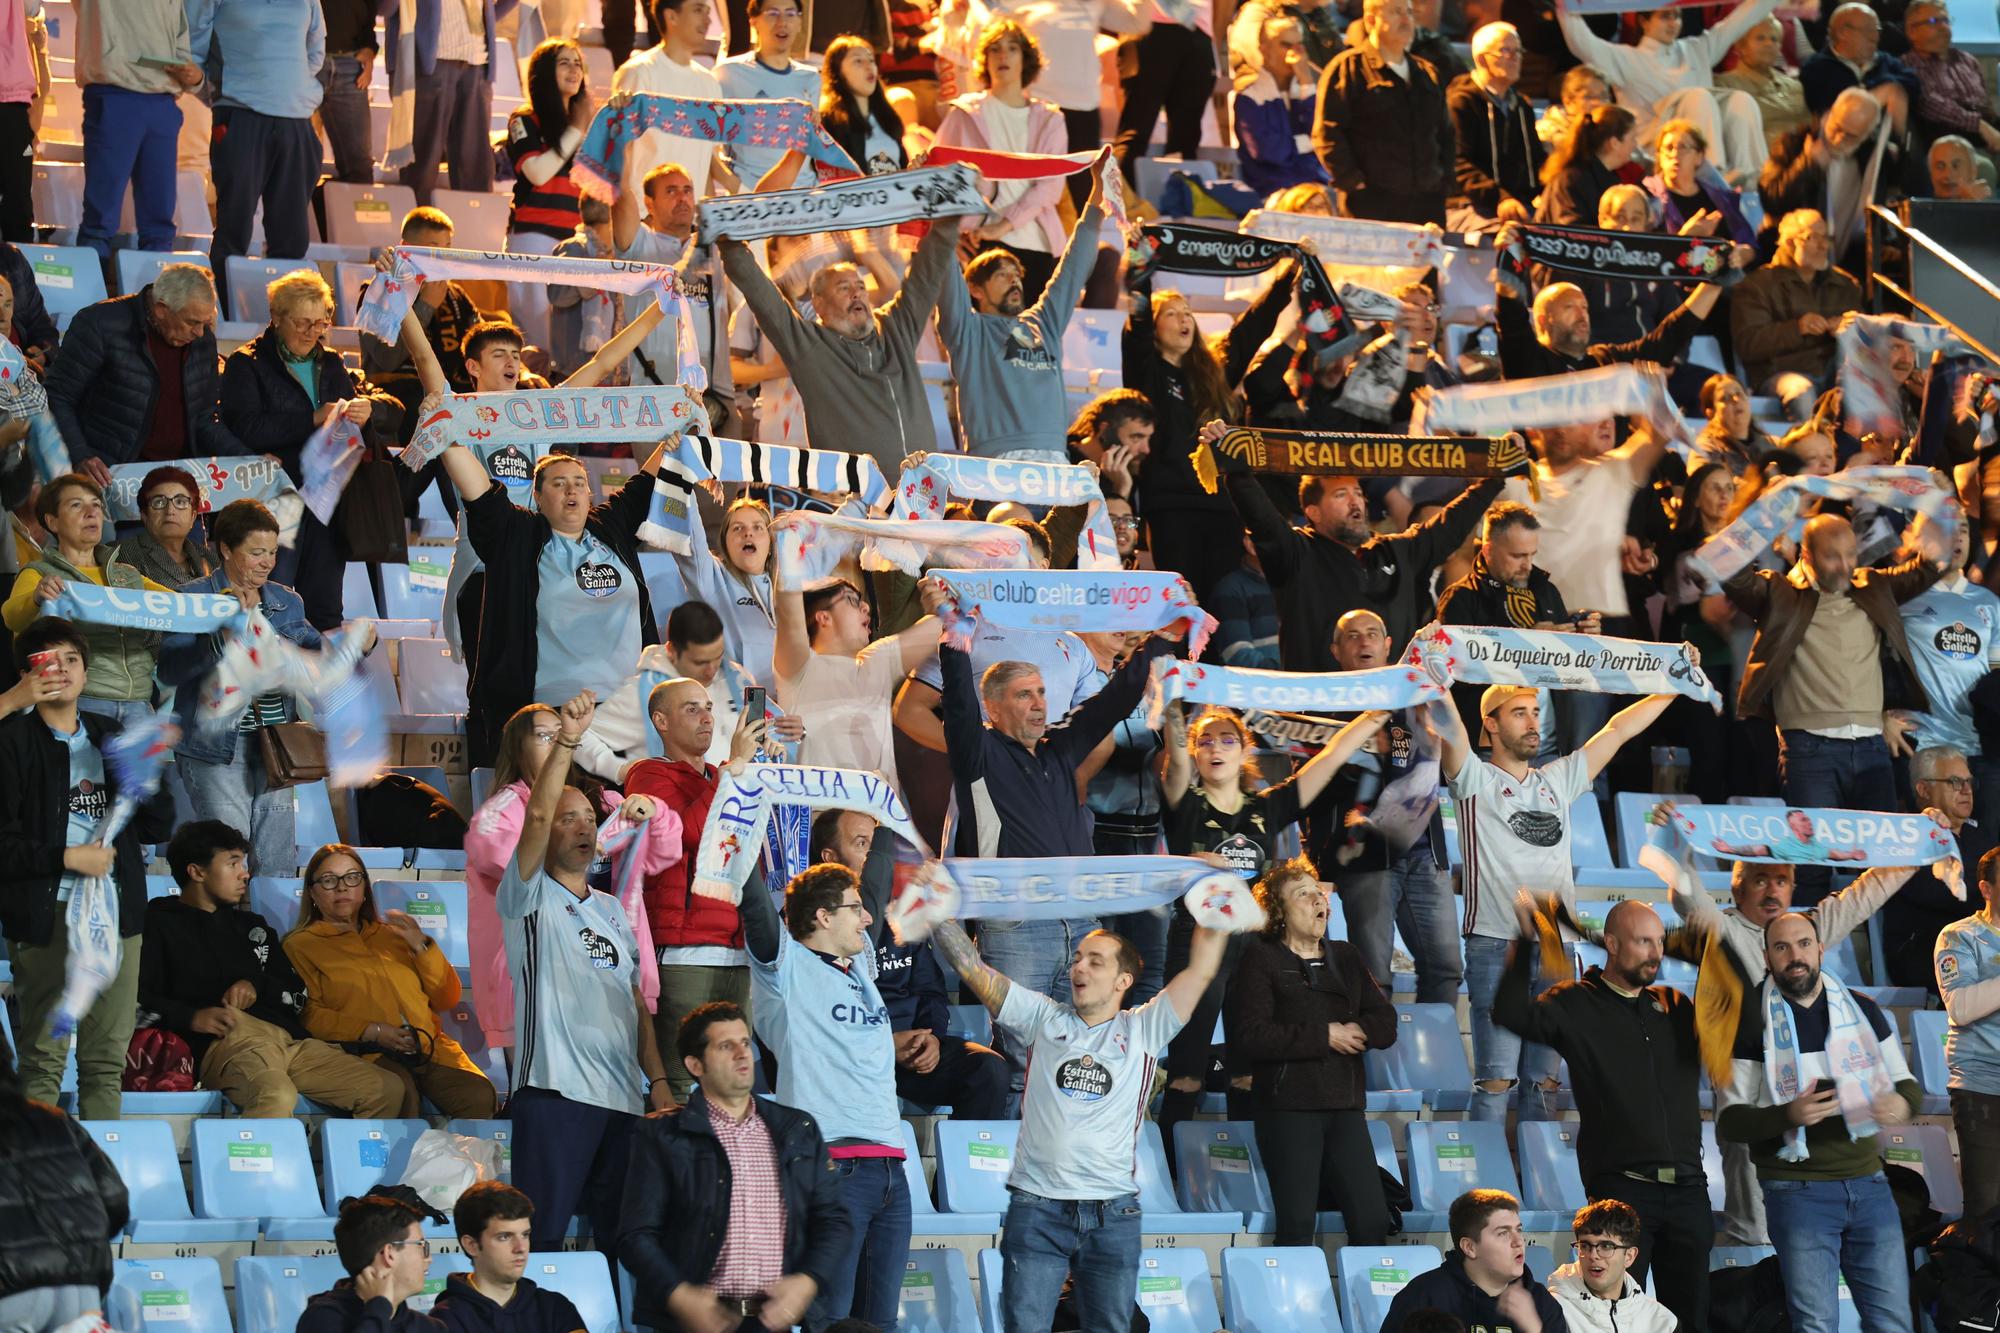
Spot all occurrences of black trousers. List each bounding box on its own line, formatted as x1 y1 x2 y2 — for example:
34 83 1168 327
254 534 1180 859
600 0 652 69
1253 1108 1392 1247
894 1033 1010 1121
0 102 33 241
1585 1171 1714 1332
1113 24 1215 181
1142 505 1246 605
1337 185 1447 226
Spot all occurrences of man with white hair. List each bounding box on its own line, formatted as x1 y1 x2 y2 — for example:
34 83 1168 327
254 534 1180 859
1759 86 1888 267
1446 22 1545 227
1730 209 1864 416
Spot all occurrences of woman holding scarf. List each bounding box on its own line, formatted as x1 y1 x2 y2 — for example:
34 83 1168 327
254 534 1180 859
504 40 595 355
1152 702 1388 1170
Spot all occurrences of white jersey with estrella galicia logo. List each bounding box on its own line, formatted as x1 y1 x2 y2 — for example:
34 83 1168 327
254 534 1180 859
749 931 904 1149
1448 750 1589 940
997 985 1187 1200
498 859 644 1115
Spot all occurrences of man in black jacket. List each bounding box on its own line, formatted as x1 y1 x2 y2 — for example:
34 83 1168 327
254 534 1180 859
0 617 175 1121
299 1194 445 1333
44 267 242 480
1436 501 1588 739
1313 0 1457 223
1492 897 1711 1331
1383 1189 1570 1331
431 1183 588 1333
618 1002 849 1333
1446 24 1545 226
1495 272 1720 382
139 820 405 1118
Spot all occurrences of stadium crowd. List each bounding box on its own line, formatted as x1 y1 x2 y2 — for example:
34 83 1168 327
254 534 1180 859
4 0 2000 1331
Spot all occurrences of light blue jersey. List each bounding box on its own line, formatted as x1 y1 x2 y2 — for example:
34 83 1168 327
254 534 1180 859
1937 912 2000 1094
535 531 643 703
712 55 822 188
750 932 902 1148
499 860 644 1114
1900 576 2000 757
54 723 105 905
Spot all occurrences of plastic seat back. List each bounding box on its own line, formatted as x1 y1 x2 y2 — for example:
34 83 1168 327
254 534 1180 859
977 1248 1003 1333
1130 1249 1221 1333
1336 1244 1443 1333
324 183 419 250
1377 1004 1472 1100
1222 1246 1342 1333
1172 1120 1273 1215
19 242 109 328
192 1119 324 1222
935 1121 1018 1215
1406 1122 1521 1211
371 879 469 969
319 1119 433 1214
1517 1121 1588 1213
1910 1009 1949 1096
446 1119 516 1183
1881 1124 1963 1217
109 1258 232 1333
397 638 471 716
83 1118 191 1227
118 250 210 297
526 1252 620 1333
235 1255 345 1333
897 1248 980 1333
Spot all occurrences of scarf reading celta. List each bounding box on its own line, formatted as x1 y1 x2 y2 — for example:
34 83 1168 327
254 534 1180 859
895 451 1121 571
693 762 928 902
1760 970 1895 1161
771 510 1031 583
1189 424 1530 496
931 568 1216 657
642 433 891 552
1839 314 1964 440
44 583 244 633
1125 221 1357 365
1510 222 1737 284
572 94 864 204
694 164 993 244
104 455 305 547
1684 466 1962 589
401 385 706 471
1144 655 1443 726
356 246 706 389
1405 619 1722 709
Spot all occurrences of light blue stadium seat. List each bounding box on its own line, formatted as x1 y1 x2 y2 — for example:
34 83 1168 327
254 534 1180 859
371 879 470 969
226 256 319 324
897 1248 981 1333
437 999 505 1097
935 1121 1019 1216
397 639 469 716
1881 1124 1962 1218
1910 1009 1950 1113
146 874 178 900
1128 1249 1223 1332
19 242 110 329
118 249 210 297
1525 1243 1555 1284
1823 934 1865 986
84 1120 258 1245
1571 795 1658 890
899 1120 1001 1241
526 1252 620 1333
1570 940 1699 988
1222 1246 1341 1333
1172 1120 1273 1219
1406 1123 1561 1233
1709 1245 1776 1270
446 1119 516 1183
109 1258 232 1333
1613 791 1679 868
1132 1122 1238 1236
1366 1003 1472 1111
945 1004 992 1047
976 1248 1003 1333
1336 1243 1443 1333
469 767 496 811
381 563 447 624
234 1255 345 1333
248 876 302 932
318 1120 457 1236
191 1119 331 1240
293 782 340 861
407 1253 474 1315
1517 1122 1588 1214
341 562 379 620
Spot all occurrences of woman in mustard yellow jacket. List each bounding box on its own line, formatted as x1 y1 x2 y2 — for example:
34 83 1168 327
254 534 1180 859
283 844 497 1119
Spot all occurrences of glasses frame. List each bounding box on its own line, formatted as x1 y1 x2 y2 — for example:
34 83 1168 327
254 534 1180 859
310 869 370 892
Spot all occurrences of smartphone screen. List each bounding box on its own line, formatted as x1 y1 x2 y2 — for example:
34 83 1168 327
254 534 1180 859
743 687 767 721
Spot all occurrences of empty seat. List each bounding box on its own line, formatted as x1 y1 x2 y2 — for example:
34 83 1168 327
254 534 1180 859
934 1120 1018 1216
432 189 509 252
1335 1243 1443 1333
323 182 419 250
1405 1123 1560 1231
1172 1120 1273 1220
1880 1124 1962 1218
899 1120 1000 1243
944 1003 991 1047
382 564 448 624
29 163 83 236
19 240 108 329
1128 1249 1223 1333
524 1252 620 1333
108 1257 233 1333
370 879 470 969
225 256 320 324
1910 1008 1950 1108
1517 1121 1588 1214
896 1248 981 1333
397 639 470 716
248 876 303 931
83 1119 258 1247
1525 1243 1555 1285
234 1255 346 1333
117 249 210 297
1132 1122 1238 1240
191 1119 332 1241
1222 1246 1342 1333
1367 1003 1473 1111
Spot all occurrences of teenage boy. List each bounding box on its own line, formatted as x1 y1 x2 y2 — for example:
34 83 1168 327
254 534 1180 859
299 1194 445 1333
431 1183 589 1333
1546 1200 1677 1333
1382 1189 1570 1332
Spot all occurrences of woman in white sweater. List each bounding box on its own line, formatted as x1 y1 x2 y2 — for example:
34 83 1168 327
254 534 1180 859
1555 0 1777 185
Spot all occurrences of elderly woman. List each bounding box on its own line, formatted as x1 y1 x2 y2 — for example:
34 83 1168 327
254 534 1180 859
1224 856 1397 1247
4 473 172 726
284 844 498 1118
1644 119 1757 245
1231 15 1330 199
159 499 378 874
125 466 217 589
218 270 397 632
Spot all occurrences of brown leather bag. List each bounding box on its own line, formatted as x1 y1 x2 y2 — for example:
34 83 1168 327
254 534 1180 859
258 721 327 789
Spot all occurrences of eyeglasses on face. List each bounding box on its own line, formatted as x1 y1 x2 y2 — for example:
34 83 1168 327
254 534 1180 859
1194 732 1243 749
311 870 369 891
828 899 868 915
1923 774 1974 790
146 494 196 512
1110 516 1142 532
531 728 561 745
285 314 333 335
1573 1240 1634 1257
386 1239 432 1257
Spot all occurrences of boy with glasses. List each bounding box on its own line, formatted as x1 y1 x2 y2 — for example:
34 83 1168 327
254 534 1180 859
301 1194 444 1333
714 0 819 187
1547 1200 1677 1333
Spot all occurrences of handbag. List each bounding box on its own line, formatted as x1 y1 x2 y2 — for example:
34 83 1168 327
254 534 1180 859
123 1027 195 1092
258 721 328 789
335 438 409 564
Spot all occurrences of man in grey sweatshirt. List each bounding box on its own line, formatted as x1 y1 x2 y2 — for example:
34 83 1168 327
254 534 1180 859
936 166 1108 461
717 214 964 477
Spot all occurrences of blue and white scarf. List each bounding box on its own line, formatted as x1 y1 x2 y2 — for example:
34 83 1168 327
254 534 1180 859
572 94 864 204
1241 209 1449 271
0 336 66 481
895 452 1120 571
694 165 993 244
44 583 244 633
105 455 304 547
315 657 393 790
642 433 891 552
357 246 705 389
1145 656 1444 727
931 855 1243 922
299 414 366 525
1643 802 1963 884
1405 619 1722 710
693 762 929 902
1838 314 1964 441
1417 365 1686 451
402 384 706 471
931 568 1216 657
198 610 371 739
1685 466 1962 590
772 511 1033 584
1760 970 1894 1162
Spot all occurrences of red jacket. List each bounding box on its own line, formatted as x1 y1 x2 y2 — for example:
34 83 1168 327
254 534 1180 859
624 757 743 951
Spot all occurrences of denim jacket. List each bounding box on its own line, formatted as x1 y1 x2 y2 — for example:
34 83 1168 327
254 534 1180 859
158 572 322 764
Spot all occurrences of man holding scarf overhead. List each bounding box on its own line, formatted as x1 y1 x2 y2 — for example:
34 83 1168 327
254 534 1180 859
1717 911 1922 1333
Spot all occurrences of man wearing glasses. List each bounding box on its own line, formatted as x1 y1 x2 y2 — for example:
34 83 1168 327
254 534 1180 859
302 1193 443 1333
714 0 820 188
1881 747 1991 994
1545 1201 1677 1333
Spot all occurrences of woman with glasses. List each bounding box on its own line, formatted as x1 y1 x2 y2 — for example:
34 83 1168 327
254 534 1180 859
218 269 398 631
125 466 217 589
1225 857 1396 1247
284 844 499 1119
1152 703 1388 1167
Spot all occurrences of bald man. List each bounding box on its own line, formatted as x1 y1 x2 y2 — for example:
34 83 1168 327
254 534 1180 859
1492 897 1713 1331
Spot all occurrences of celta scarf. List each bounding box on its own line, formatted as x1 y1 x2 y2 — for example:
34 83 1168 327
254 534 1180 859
572 94 864 204
197 610 371 738
931 568 1216 657
1145 655 1443 727
694 164 993 244
923 143 1128 230
894 452 1120 570
357 246 705 389
1241 209 1450 271
642 433 891 552
43 583 244 634
0 336 65 482
771 510 1031 583
402 385 706 471
1404 619 1722 710
105 455 305 547
1641 802 1963 886
1760 970 1894 1161
381 0 418 171
299 413 366 525
1511 222 1737 284
1125 222 1353 365
597 804 681 1009
1839 315 1964 441
1684 466 1962 590
52 707 178 1040
315 657 392 791
1189 424 1530 496
927 855 1243 923
1417 364 1686 451
693 762 928 902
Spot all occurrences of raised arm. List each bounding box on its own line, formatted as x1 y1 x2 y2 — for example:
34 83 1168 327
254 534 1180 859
397 299 450 399
563 302 667 389
1581 692 1677 781
1291 710 1391 808
770 555 813 683
932 919 1012 1017
1158 700 1194 809
438 442 495 506
1160 925 1229 1023
1427 693 1473 782
515 692 593 879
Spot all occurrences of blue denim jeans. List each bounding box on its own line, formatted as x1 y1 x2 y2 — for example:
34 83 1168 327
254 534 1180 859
77 697 158 729
1000 1190 1142 1333
973 916 1097 1114
1761 1171 1911 1333
1339 846 1464 1002
1464 934 1558 1122
1778 730 1896 905
808 1156 911 1333
316 54 375 184
179 734 298 875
